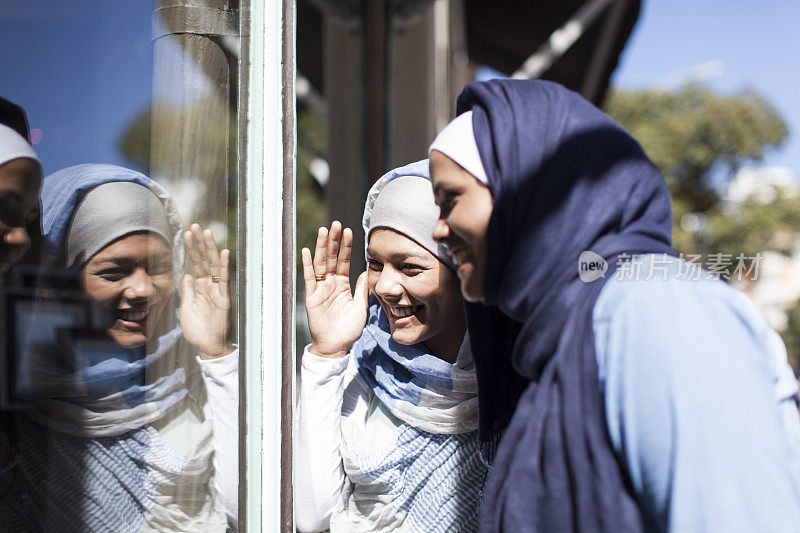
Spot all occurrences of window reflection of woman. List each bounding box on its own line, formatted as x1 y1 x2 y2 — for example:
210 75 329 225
294 161 486 532
2 164 237 531
0 124 41 284
0 119 44 530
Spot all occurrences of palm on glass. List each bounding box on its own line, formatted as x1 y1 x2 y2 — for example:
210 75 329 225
302 221 368 358
180 223 234 358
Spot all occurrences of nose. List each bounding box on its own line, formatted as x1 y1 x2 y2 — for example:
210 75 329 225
432 218 449 243
3 225 31 249
373 267 404 301
124 269 156 302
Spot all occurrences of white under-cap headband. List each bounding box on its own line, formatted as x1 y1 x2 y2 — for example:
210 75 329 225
0 124 41 170
428 110 489 186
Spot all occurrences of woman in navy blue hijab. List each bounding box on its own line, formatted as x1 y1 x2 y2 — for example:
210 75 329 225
429 79 800 532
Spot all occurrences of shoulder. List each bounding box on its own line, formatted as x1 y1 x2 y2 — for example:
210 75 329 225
591 253 798 418
592 255 800 530
594 254 757 325
593 255 777 370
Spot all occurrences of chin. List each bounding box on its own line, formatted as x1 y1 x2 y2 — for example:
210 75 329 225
459 278 484 303
391 328 427 346
456 266 483 302
107 330 147 349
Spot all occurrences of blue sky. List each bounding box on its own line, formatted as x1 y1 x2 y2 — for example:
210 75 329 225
1 1 798 176
0 1 152 175
613 0 800 174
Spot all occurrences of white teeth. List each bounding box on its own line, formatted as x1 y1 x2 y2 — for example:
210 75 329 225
119 309 148 321
450 249 470 266
390 306 421 318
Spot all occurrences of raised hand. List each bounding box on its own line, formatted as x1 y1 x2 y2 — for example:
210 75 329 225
302 221 368 358
180 223 234 359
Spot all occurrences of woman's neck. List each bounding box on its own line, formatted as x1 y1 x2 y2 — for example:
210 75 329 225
424 321 467 364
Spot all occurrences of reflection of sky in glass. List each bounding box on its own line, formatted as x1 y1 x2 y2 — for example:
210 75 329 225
0 1 210 177
0 1 152 174
151 17 216 106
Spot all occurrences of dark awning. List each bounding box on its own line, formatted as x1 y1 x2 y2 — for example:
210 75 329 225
298 0 642 106
465 0 641 104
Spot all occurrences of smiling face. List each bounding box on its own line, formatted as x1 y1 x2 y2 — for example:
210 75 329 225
82 233 174 348
430 150 493 302
0 157 41 278
367 228 465 362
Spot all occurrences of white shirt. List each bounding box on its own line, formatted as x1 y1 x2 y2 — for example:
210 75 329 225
199 349 240 522
294 343 485 533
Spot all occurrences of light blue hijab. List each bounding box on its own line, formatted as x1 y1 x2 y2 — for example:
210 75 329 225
354 160 479 435
26 164 196 437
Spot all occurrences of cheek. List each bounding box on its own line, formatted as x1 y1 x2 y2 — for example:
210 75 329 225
153 273 174 301
447 209 472 240
439 273 463 310
444 268 461 292
82 276 118 304
414 273 448 305
459 193 492 242
367 270 379 293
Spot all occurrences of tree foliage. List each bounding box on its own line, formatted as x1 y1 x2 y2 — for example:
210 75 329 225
605 85 787 212
605 85 791 257
605 85 800 373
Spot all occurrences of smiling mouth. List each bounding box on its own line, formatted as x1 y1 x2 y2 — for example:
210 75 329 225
116 308 150 323
389 305 423 319
449 248 470 267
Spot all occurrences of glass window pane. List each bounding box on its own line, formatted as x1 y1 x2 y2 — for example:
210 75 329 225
1 2 242 530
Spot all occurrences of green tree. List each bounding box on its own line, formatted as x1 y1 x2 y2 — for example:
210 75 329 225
605 86 787 210
605 85 800 373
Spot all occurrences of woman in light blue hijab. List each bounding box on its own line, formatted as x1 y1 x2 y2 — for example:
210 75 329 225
1 164 238 532
295 160 486 532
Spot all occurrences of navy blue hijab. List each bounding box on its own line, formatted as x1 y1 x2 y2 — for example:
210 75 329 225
457 79 675 532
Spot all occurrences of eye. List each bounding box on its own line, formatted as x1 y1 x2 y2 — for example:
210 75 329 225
367 259 383 271
147 261 173 276
95 268 127 282
0 206 25 227
401 263 426 275
438 192 457 216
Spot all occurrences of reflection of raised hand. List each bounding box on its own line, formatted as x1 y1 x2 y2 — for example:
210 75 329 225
180 223 234 359
302 221 368 358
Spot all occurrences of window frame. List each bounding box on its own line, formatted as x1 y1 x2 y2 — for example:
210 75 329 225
238 0 296 531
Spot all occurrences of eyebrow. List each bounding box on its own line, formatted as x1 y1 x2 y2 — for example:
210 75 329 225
92 253 172 266
366 248 430 261
0 191 25 202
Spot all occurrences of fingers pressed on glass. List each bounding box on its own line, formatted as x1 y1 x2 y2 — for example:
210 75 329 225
188 223 208 278
184 229 200 269
336 227 353 277
313 226 328 279
302 247 316 291
218 249 230 299
327 221 342 275
203 228 221 279
184 231 201 281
